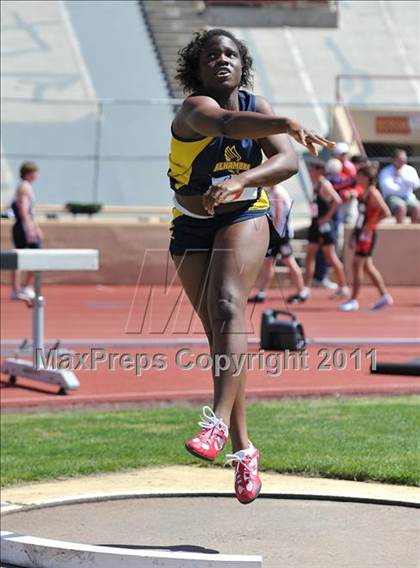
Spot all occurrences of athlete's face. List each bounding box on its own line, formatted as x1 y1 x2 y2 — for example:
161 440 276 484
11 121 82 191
309 165 324 182
26 171 38 182
199 35 242 92
356 171 369 190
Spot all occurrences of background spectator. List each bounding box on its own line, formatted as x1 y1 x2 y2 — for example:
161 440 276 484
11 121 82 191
305 160 349 300
378 149 420 223
339 165 393 312
313 156 359 287
248 184 309 305
10 161 43 301
331 143 358 224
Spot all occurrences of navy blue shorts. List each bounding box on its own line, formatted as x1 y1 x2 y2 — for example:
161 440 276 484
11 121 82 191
169 205 282 257
12 223 41 249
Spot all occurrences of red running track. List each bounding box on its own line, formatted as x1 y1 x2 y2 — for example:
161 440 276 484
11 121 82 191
1 285 419 409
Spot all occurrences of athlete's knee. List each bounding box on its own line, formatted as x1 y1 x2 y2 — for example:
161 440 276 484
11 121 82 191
208 289 242 325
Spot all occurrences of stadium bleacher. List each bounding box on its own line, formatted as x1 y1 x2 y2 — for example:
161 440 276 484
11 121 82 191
1 0 419 211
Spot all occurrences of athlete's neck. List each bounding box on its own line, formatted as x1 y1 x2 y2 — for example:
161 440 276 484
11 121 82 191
207 88 240 111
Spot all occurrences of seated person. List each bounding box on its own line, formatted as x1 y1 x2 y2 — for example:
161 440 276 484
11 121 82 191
378 148 420 223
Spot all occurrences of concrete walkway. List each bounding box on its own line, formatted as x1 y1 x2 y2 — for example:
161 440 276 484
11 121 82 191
2 468 419 568
2 465 419 512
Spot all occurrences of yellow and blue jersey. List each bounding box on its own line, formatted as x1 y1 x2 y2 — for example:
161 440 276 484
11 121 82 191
168 90 269 213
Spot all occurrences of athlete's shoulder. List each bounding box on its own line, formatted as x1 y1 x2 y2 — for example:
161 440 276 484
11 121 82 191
182 93 221 110
17 180 32 195
367 186 382 203
254 94 273 114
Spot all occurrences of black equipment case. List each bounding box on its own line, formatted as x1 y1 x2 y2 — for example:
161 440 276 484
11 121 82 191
260 310 306 351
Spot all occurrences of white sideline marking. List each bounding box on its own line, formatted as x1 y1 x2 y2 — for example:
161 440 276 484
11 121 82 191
0 530 262 568
2 383 419 406
283 28 329 132
1 336 419 351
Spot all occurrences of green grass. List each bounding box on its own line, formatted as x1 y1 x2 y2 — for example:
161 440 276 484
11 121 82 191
1 397 419 487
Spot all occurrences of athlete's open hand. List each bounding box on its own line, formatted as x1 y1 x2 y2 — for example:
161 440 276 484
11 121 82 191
286 119 335 156
203 176 245 215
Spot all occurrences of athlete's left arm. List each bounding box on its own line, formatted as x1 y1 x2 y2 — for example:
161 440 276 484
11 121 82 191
371 188 391 223
237 96 299 188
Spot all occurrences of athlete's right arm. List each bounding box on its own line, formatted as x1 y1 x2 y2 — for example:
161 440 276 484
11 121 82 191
180 96 334 156
371 188 391 222
318 178 342 224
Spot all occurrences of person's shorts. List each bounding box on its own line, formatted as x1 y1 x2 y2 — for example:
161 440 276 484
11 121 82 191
386 193 419 215
308 220 335 246
354 229 377 257
12 223 41 249
169 200 282 258
269 236 293 259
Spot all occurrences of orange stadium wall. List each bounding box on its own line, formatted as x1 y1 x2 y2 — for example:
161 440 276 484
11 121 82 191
0 220 180 286
1 220 419 286
342 224 420 286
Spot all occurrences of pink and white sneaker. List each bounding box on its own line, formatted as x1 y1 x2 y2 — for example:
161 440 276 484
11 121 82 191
185 406 229 462
226 443 262 504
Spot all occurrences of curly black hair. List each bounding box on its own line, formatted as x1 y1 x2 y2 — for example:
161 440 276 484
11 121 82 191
175 29 253 93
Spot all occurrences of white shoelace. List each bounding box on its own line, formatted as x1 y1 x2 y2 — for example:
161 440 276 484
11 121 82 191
225 450 257 489
198 406 229 438
225 452 253 471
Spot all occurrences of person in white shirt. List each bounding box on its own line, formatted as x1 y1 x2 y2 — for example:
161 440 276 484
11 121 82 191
248 184 309 304
378 149 420 223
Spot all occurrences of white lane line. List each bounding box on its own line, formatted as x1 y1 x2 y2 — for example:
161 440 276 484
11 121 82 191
2 337 420 351
2 383 420 405
283 28 329 133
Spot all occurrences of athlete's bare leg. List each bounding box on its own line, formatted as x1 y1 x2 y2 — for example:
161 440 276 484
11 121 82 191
364 257 387 295
172 252 213 345
322 244 347 288
12 270 21 292
207 216 269 451
253 256 275 292
22 272 34 288
351 256 365 300
304 243 319 288
283 255 305 294
394 204 406 224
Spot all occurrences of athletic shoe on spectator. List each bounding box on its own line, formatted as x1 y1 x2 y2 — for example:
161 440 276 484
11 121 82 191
331 286 350 299
287 287 311 304
248 291 266 303
338 299 359 311
22 286 35 299
371 294 393 310
10 289 31 301
313 278 338 290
